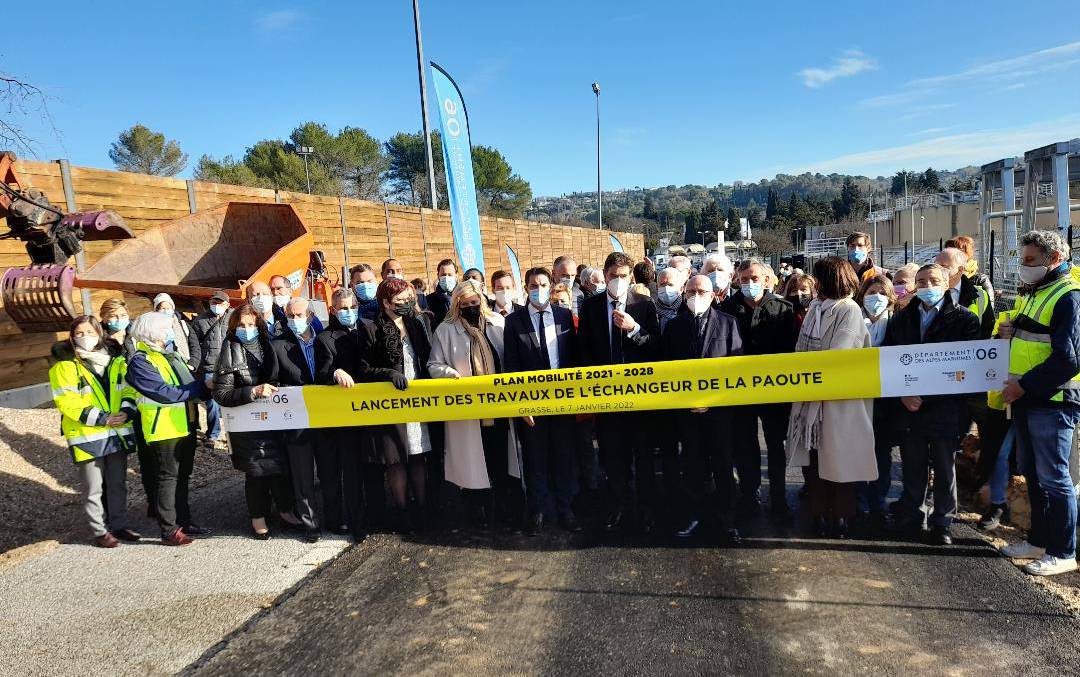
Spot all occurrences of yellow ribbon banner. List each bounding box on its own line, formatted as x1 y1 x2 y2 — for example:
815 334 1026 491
221 339 1009 432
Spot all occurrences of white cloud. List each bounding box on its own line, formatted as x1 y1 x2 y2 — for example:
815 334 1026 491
803 115 1080 175
909 126 958 137
255 9 303 32
908 41 1080 88
798 49 878 88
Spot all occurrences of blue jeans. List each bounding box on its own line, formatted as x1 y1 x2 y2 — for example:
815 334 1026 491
989 426 1016 505
205 398 222 440
1015 404 1080 559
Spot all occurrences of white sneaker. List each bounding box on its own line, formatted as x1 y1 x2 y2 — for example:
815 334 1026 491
999 541 1046 560
1023 555 1078 577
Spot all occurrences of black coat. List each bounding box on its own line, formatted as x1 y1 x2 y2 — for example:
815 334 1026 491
356 314 433 464
719 291 797 355
269 327 320 443
576 290 659 366
503 304 578 372
660 306 744 361
884 294 981 436
314 316 373 384
426 288 453 328
213 336 287 476
188 309 233 377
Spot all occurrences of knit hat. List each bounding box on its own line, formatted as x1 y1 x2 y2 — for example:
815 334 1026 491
152 292 174 309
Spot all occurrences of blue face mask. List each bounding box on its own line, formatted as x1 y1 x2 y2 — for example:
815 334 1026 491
165 330 176 345
336 308 358 327
848 249 868 265
354 282 378 301
210 303 227 316
528 287 550 307
235 326 259 343
916 287 944 307
287 317 309 336
105 318 129 333
741 282 764 300
439 275 457 292
863 293 889 317
657 286 680 305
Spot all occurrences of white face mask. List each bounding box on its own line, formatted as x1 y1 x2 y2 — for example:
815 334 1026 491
686 294 711 316
1018 263 1049 285
251 294 273 315
606 277 629 299
494 289 513 308
273 294 290 308
74 335 98 351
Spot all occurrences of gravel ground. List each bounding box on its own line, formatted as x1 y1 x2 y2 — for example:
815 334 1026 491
0 404 235 562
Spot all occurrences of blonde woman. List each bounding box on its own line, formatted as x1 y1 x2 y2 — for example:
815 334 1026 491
428 280 521 528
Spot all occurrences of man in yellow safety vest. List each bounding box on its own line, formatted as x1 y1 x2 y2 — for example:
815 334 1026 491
998 229 1080 577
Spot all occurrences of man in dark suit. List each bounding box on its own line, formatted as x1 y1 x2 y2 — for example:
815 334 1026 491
885 262 980 545
426 258 458 327
577 251 660 532
504 266 580 535
661 274 744 541
269 296 323 543
491 269 526 317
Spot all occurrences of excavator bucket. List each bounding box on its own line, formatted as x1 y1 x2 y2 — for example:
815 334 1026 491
1 201 315 332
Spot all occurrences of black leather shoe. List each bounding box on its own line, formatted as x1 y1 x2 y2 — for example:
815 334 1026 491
928 526 952 546
721 527 742 545
813 516 830 537
604 509 625 532
181 523 212 536
526 513 544 537
303 529 321 543
559 513 583 533
639 510 656 535
330 525 351 536
252 529 270 541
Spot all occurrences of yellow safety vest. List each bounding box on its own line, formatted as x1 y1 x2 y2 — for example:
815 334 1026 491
966 286 991 324
48 352 137 463
135 342 192 443
1009 273 1080 403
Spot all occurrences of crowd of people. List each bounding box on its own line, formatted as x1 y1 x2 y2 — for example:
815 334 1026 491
47 229 1080 577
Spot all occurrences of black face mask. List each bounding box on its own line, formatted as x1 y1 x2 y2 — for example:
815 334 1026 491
787 293 811 310
392 303 414 318
460 305 482 325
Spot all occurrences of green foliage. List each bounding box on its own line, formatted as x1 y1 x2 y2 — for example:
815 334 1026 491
193 155 268 188
288 122 388 200
384 131 446 209
471 144 532 217
109 124 187 176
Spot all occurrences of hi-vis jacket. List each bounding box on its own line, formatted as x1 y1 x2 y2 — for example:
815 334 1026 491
48 342 138 463
1011 265 1080 406
126 342 204 443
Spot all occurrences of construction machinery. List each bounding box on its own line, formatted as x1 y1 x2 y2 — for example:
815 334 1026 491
0 152 336 333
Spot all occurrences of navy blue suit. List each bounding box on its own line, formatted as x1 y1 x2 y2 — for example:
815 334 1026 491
503 303 579 521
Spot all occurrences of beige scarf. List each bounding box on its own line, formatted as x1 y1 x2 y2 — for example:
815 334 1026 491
461 315 496 426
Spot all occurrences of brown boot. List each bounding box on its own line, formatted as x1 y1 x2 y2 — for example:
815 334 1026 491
94 533 120 548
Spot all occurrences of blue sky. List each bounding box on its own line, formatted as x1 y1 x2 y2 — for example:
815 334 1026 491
5 1 1080 195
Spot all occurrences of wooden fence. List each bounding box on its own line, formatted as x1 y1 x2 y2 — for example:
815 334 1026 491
0 159 643 389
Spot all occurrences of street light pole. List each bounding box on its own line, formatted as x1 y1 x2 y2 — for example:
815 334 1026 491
413 0 439 209
592 82 601 229
297 145 313 194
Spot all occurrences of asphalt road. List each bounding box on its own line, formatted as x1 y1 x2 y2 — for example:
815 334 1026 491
188 505 1080 676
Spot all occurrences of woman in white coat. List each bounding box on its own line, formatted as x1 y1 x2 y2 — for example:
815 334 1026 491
428 280 522 528
787 256 876 539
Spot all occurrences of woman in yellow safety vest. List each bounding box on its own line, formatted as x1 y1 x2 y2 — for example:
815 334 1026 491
49 315 142 548
126 311 209 546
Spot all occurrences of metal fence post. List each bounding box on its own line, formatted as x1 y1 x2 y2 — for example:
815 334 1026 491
339 197 350 272
419 207 432 284
57 159 93 314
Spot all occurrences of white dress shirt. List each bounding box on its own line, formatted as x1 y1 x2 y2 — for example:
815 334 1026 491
529 303 560 369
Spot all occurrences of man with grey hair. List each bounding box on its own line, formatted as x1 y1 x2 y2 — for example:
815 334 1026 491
669 255 692 284
934 247 994 338
885 262 979 546
269 296 327 542
701 252 734 303
654 267 685 331
721 258 797 520
998 229 1080 576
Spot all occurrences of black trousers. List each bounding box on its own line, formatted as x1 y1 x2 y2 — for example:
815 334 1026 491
678 409 736 525
597 412 652 511
135 426 158 518
315 430 345 530
519 415 576 519
245 473 294 520
150 433 196 537
286 432 321 531
733 403 790 505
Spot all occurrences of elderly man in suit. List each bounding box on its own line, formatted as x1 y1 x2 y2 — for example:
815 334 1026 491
577 251 660 533
661 274 744 541
504 266 580 535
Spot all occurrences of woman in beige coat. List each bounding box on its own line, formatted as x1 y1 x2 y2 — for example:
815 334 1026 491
428 281 522 528
787 256 876 538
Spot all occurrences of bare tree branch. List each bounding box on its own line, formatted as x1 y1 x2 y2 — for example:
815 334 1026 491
0 71 61 157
